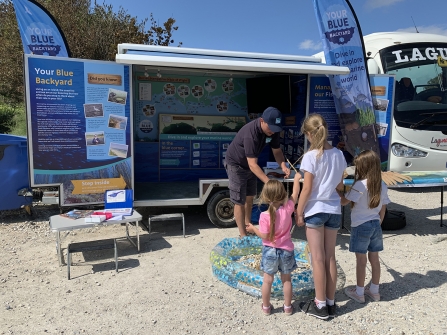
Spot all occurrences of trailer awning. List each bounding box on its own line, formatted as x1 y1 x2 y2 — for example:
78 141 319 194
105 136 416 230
115 44 350 76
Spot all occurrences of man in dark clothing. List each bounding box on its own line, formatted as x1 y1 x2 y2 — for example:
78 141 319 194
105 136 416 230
396 77 414 102
224 107 290 237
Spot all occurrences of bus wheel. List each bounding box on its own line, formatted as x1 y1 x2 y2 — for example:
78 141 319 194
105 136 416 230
207 190 236 228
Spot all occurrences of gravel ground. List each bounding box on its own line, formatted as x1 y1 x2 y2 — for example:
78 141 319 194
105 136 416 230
1 187 447 334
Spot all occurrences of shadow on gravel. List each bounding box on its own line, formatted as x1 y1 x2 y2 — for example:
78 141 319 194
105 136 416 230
381 267 447 302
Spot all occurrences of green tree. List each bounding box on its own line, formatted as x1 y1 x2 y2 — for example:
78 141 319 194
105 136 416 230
0 0 180 125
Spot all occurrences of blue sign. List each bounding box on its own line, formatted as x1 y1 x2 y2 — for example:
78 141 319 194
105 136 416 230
12 0 70 56
26 55 131 206
370 75 396 168
313 0 379 158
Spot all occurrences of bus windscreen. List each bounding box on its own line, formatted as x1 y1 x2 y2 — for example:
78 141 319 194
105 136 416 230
380 42 447 131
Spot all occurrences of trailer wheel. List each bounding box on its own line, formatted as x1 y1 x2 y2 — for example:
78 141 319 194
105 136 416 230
207 190 236 228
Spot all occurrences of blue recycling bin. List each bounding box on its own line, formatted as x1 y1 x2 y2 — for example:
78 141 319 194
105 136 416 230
0 134 32 211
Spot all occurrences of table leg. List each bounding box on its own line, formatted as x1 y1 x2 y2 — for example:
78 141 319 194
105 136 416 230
125 222 138 250
136 221 140 252
57 231 62 267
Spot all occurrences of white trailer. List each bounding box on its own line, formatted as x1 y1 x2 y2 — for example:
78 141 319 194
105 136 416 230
112 44 349 227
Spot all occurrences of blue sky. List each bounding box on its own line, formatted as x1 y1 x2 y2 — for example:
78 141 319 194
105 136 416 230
106 0 447 56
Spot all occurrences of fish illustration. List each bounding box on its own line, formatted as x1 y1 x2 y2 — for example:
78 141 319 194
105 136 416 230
108 191 124 198
354 93 367 103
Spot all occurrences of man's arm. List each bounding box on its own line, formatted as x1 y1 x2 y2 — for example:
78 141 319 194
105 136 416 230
247 157 270 183
271 147 290 178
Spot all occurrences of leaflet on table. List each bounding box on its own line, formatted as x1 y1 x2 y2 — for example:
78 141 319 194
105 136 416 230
103 208 133 216
106 215 124 221
84 215 107 223
60 209 94 220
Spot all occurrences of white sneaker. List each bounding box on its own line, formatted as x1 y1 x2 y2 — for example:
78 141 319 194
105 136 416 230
344 286 365 303
365 286 380 301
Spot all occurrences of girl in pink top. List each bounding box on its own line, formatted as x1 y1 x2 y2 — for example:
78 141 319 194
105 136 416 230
246 173 301 316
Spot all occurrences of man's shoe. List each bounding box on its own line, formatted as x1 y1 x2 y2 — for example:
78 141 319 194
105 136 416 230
299 300 329 320
344 286 365 303
365 286 380 301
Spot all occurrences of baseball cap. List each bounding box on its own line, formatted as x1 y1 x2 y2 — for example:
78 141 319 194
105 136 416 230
261 107 283 132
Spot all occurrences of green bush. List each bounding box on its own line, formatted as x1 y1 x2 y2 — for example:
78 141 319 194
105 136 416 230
10 105 27 136
0 104 16 133
0 104 26 136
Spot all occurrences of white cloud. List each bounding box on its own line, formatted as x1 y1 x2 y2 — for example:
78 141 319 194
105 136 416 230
366 0 404 9
396 25 447 36
299 39 322 51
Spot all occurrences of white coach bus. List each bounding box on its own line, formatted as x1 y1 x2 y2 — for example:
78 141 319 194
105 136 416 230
366 32 447 171
318 32 447 171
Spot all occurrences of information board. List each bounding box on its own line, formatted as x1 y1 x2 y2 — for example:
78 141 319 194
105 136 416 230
158 114 245 173
25 55 132 206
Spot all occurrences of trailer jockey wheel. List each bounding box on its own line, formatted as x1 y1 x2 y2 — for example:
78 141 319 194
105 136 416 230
207 190 236 228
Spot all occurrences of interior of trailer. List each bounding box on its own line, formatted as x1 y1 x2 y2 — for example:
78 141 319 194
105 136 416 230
114 45 349 204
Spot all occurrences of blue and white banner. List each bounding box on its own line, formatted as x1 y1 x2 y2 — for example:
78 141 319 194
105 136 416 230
313 0 379 158
12 0 70 57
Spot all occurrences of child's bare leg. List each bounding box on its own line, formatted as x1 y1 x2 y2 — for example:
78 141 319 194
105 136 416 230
355 253 367 288
281 273 292 307
262 272 274 308
324 228 338 300
306 226 326 301
368 252 380 285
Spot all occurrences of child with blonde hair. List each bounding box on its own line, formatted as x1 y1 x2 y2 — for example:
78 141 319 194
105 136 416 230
246 172 301 316
296 113 347 319
338 150 390 303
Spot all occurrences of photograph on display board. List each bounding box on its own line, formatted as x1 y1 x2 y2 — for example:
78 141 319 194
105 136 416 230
84 103 104 118
108 88 128 105
373 98 389 112
376 122 389 137
85 131 104 146
108 114 128 130
108 142 128 158
142 104 155 117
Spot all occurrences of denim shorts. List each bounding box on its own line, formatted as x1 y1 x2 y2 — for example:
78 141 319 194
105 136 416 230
261 246 297 275
349 220 383 254
224 162 257 205
305 213 341 230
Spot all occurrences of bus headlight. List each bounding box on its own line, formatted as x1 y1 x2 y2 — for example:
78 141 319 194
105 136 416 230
391 143 427 157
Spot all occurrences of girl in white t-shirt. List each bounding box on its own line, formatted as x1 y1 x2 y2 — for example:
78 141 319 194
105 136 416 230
296 113 347 320
338 150 390 304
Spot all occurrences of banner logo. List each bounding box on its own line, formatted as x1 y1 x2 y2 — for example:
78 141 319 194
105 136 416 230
325 27 355 45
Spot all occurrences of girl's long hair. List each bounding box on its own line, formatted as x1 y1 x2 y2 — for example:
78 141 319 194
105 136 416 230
259 180 288 242
300 113 328 157
351 150 382 209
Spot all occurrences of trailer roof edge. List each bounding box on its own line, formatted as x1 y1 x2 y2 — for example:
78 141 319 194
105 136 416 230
117 44 322 63
115 53 350 76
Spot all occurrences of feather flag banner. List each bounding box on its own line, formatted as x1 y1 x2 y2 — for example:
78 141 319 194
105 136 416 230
313 0 379 157
12 0 70 57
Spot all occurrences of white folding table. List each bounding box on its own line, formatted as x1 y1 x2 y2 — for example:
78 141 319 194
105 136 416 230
49 210 142 266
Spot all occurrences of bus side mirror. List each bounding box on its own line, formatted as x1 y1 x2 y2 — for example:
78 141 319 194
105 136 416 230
367 58 381 74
